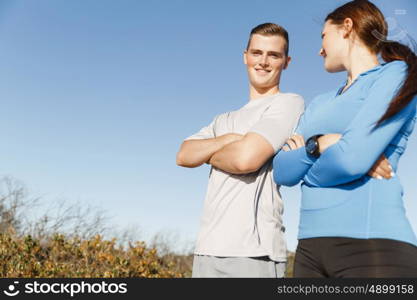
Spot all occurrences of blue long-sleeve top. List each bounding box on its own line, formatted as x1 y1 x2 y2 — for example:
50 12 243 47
273 60 417 246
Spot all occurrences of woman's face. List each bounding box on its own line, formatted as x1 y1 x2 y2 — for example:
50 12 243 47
319 20 348 73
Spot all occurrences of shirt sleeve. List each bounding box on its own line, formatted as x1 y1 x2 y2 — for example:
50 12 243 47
272 96 319 187
248 94 305 153
304 61 417 187
184 115 218 141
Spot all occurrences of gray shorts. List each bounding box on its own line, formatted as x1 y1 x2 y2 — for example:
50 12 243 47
191 255 286 278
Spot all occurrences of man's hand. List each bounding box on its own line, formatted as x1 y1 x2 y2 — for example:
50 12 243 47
368 154 394 180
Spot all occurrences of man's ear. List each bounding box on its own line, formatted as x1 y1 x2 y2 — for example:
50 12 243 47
284 56 291 69
243 50 248 65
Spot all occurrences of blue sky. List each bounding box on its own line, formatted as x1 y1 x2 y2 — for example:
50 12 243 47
0 0 416 252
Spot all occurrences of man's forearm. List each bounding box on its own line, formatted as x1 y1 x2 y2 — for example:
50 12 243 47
209 132 275 175
176 134 243 168
208 140 249 174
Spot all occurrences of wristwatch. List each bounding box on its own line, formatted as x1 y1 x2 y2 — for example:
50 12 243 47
305 134 324 158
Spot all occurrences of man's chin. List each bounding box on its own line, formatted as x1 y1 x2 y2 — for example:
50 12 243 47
251 78 270 86
251 83 277 91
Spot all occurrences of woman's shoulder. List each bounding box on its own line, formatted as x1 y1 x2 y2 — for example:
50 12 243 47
365 60 409 94
378 60 408 75
308 88 339 107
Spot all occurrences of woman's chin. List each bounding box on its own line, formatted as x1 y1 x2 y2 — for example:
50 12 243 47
324 64 344 73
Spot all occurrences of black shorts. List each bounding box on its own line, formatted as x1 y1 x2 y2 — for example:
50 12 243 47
294 237 417 278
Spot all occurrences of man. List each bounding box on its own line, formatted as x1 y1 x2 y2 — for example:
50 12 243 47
176 23 304 278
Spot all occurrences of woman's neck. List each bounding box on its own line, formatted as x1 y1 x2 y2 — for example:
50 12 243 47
345 46 379 86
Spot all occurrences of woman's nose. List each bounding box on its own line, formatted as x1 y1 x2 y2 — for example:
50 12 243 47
319 48 325 56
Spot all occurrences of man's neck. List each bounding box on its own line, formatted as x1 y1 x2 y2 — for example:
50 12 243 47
249 85 280 101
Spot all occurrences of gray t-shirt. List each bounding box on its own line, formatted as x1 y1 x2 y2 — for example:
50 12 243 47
185 92 304 262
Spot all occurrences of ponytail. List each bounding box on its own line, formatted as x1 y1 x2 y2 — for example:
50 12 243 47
376 41 417 126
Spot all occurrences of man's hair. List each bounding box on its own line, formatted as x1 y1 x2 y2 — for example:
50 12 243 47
246 23 289 56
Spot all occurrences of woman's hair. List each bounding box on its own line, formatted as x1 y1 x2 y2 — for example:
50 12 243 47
325 0 417 126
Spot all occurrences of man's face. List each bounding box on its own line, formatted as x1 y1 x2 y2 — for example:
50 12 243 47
244 34 290 91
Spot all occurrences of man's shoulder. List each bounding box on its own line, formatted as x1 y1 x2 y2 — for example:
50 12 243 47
269 92 305 110
273 92 304 102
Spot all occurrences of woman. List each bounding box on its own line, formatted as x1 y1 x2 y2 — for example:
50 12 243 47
273 0 417 277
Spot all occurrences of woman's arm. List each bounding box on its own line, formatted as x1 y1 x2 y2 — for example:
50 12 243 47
273 146 317 186
303 61 416 187
273 99 318 186
274 132 393 186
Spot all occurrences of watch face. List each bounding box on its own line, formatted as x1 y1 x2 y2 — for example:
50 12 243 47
306 138 316 154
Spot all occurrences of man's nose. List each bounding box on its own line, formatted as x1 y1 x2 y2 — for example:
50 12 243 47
319 48 325 56
260 54 269 66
